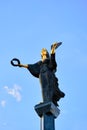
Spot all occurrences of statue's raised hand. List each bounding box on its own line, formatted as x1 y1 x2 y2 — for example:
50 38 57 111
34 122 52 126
51 42 62 54
51 42 62 50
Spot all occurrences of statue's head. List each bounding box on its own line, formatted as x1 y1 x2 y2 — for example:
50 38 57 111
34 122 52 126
41 48 49 59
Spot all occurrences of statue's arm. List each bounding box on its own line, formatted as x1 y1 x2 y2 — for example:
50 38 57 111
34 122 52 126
18 61 41 78
51 44 56 54
51 42 62 54
19 64 28 68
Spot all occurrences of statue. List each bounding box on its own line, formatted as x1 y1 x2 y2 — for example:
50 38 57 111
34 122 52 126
11 42 65 106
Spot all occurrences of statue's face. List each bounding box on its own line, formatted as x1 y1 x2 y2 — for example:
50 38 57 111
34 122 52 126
41 48 48 56
41 48 49 59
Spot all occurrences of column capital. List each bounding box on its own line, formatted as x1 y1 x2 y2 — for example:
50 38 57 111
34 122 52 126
34 101 60 118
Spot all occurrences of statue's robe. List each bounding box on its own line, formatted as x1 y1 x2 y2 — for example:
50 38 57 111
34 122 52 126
27 54 65 106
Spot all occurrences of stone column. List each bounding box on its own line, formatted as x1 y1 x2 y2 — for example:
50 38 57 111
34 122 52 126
34 102 60 130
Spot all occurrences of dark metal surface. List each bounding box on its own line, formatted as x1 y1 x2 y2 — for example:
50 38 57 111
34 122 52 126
35 102 60 130
11 58 20 66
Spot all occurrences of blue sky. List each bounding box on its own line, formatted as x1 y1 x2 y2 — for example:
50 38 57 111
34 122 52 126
0 0 87 130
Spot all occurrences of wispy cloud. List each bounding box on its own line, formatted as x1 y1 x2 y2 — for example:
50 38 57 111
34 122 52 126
4 84 22 102
0 100 6 107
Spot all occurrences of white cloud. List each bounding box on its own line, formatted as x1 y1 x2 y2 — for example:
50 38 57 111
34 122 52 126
4 84 22 102
1 100 6 107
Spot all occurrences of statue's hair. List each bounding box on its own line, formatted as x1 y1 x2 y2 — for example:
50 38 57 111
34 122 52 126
41 48 49 58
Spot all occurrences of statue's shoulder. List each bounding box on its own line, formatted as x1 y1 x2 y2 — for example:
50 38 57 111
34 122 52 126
37 60 42 65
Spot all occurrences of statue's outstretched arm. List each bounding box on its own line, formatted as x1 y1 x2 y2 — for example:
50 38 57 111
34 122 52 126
11 58 28 68
18 64 28 68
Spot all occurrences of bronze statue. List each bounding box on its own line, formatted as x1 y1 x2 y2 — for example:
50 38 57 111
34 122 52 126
11 42 65 106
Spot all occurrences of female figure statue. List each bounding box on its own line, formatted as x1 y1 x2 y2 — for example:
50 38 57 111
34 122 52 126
11 42 65 106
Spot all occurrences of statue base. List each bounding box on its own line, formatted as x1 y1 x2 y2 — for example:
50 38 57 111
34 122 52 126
34 102 60 130
34 101 60 118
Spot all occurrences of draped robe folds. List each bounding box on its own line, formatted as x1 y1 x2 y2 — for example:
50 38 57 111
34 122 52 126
27 54 65 106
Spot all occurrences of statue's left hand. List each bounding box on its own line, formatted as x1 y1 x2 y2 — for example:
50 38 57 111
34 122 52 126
51 42 62 54
51 42 62 50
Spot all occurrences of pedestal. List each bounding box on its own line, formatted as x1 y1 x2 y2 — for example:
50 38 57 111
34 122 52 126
34 102 60 130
